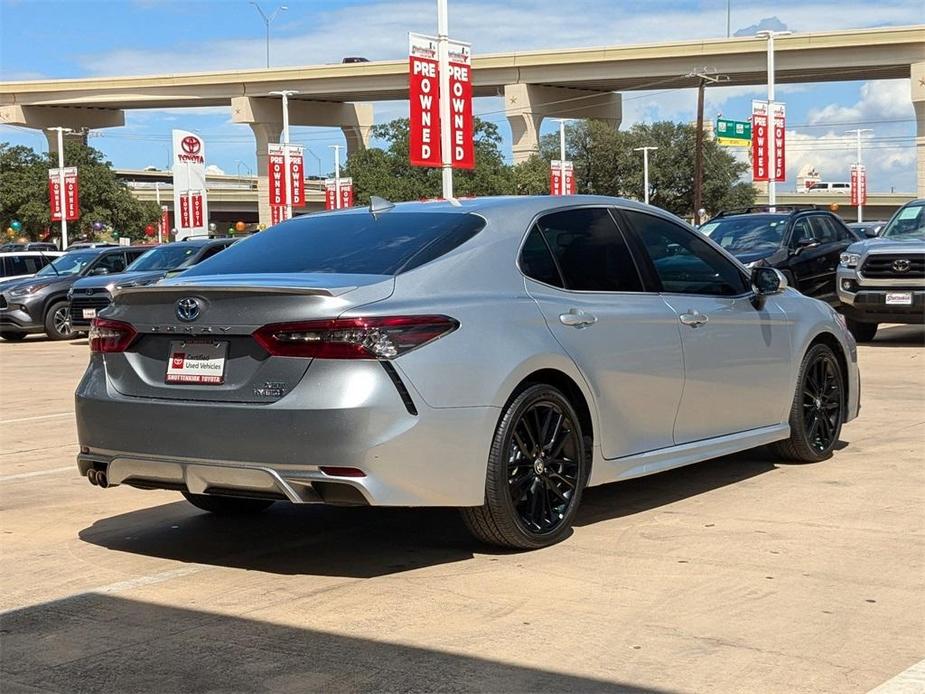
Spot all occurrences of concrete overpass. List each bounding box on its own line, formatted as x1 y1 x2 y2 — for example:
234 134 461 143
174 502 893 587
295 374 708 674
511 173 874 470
2 25 923 223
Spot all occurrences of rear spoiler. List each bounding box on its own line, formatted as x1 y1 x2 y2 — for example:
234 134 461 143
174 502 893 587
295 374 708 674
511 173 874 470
114 284 338 299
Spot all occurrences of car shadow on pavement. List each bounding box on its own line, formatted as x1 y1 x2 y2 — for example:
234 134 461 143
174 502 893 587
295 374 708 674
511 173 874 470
2 594 662 694
865 324 925 348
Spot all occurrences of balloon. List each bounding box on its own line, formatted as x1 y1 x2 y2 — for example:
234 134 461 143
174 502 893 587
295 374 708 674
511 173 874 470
10 220 22 232
235 221 246 232
92 221 104 231
112 230 120 238
144 224 156 237
5 227 13 236
829 203 840 212
227 227 234 234
208 222 217 232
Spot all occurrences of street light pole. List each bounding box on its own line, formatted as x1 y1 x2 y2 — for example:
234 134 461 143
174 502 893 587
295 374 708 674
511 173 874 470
689 69 727 225
47 127 72 250
633 146 658 205
552 118 572 195
436 0 453 201
756 30 790 213
250 3 288 69
846 128 873 223
270 89 298 219
330 144 342 209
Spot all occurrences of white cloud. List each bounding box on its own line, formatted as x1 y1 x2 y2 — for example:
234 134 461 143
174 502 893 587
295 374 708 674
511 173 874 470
807 80 913 125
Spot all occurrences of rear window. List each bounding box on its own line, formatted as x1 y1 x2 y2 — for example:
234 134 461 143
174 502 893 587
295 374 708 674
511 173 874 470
182 212 485 277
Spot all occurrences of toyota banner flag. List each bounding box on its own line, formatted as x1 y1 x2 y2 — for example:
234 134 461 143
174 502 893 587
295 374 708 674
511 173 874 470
172 129 209 239
48 167 79 221
409 33 474 170
751 101 786 183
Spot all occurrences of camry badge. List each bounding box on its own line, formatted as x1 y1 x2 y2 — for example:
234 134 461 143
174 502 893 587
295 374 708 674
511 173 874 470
176 297 201 322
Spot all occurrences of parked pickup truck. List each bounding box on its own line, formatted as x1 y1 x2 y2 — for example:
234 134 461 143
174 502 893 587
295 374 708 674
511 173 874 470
837 199 925 341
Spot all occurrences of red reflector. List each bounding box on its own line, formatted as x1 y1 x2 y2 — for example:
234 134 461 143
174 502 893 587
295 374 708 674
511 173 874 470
89 318 137 353
252 315 458 359
320 466 367 478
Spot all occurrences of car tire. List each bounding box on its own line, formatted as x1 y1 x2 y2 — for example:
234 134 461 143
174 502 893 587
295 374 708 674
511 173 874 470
846 319 877 343
0 332 27 342
771 343 845 463
182 492 275 515
461 384 588 549
44 301 76 341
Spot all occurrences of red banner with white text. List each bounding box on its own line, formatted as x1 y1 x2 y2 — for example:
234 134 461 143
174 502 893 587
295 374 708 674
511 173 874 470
48 167 79 221
850 165 867 206
549 161 575 196
751 101 785 182
324 178 354 210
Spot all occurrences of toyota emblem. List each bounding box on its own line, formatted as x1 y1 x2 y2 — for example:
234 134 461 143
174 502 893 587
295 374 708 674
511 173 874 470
180 136 201 155
892 258 911 273
176 297 201 322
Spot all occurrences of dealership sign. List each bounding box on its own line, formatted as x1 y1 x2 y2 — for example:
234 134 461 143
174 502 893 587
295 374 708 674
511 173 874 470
172 129 209 238
408 33 474 170
268 143 305 222
549 160 575 196
48 167 79 221
324 178 354 210
850 164 867 206
751 101 785 182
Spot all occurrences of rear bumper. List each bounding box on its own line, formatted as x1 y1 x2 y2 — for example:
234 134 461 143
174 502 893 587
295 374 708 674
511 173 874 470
75 357 498 507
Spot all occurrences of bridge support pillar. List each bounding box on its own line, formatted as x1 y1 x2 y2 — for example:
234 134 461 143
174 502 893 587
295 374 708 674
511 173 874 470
504 85 622 164
0 105 124 153
232 96 373 226
913 62 925 199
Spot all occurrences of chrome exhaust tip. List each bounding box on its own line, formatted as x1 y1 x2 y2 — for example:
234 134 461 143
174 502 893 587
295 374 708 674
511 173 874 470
87 469 98 486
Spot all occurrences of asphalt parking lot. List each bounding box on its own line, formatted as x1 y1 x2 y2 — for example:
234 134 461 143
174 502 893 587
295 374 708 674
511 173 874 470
1 326 923 694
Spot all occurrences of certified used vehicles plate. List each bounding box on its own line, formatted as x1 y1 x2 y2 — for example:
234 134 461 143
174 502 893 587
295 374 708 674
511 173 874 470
885 292 913 306
82 308 97 319
165 340 227 384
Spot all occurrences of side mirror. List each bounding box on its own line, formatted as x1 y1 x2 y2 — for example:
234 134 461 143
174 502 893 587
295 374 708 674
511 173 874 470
90 267 110 276
863 228 880 238
751 266 788 297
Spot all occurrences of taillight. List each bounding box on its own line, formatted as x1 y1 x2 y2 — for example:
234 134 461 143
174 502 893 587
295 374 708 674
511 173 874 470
89 318 137 353
252 315 459 359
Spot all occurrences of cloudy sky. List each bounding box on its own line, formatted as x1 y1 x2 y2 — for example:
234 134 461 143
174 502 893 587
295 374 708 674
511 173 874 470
0 0 919 192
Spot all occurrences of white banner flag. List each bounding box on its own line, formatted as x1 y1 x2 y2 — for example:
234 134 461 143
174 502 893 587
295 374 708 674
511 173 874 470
172 129 209 239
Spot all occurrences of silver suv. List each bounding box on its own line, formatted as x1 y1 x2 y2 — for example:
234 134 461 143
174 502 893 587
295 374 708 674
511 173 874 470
837 199 925 342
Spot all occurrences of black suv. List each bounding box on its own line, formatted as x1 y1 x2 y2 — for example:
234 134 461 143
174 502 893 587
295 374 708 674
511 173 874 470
0 246 149 341
700 206 862 305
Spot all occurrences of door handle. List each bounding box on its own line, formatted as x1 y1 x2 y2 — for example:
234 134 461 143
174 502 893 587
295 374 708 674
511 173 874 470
559 309 598 328
679 310 709 328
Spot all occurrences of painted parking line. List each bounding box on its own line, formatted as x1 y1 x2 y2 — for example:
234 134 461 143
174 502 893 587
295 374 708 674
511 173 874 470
0 466 74 482
868 658 925 693
1 412 72 424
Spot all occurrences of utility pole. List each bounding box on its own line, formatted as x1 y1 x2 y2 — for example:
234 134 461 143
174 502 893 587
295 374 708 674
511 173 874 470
846 128 873 223
756 30 790 213
270 89 298 219
47 127 72 250
330 144 342 209
552 118 572 195
689 69 727 225
633 146 658 205
726 0 731 38
250 3 288 69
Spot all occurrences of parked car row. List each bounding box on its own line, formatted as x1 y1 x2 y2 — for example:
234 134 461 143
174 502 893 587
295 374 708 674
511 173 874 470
0 238 238 341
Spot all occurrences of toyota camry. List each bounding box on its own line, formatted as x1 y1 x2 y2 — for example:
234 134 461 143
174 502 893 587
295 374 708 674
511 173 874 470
76 196 860 549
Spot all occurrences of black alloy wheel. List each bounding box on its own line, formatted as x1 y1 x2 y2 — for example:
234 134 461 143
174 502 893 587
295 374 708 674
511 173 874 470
772 344 845 463
462 384 588 549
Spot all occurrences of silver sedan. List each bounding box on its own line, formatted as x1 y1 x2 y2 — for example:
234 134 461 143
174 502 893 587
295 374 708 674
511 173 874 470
76 196 860 549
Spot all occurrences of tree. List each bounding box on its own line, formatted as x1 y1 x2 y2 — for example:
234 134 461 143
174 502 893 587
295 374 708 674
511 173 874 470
344 117 516 203
0 141 160 243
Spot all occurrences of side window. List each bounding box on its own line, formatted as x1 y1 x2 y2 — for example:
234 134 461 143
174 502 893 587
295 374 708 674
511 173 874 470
790 218 811 246
623 210 748 296
0 258 9 277
535 208 644 292
126 250 147 264
94 253 127 274
8 255 43 276
519 227 563 287
195 245 229 263
808 216 837 244
830 218 856 242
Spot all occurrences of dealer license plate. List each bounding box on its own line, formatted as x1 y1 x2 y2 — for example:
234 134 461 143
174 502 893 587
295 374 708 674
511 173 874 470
885 292 913 306
165 340 227 384
82 308 97 319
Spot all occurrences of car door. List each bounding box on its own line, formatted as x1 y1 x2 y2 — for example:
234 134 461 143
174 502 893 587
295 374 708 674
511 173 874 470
521 207 684 459
786 214 843 302
619 208 793 444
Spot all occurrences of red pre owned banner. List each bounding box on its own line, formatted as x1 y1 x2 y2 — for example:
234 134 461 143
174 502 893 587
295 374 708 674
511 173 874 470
408 34 473 169
324 187 336 211
271 205 285 225
850 165 867 206
48 167 79 221
409 35 441 167
340 184 354 209
268 145 287 206
290 152 304 208
179 195 191 228
447 42 474 169
549 161 575 196
324 178 354 210
751 101 785 182
772 104 785 182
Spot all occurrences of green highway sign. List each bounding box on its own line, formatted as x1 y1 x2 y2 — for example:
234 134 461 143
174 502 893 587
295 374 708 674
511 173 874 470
716 118 751 147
